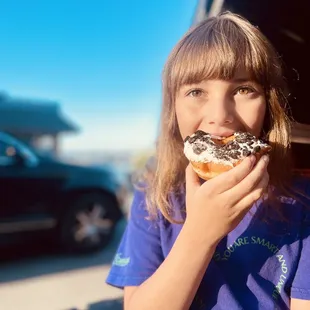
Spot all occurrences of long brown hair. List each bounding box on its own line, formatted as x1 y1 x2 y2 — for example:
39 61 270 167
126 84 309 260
137 12 295 223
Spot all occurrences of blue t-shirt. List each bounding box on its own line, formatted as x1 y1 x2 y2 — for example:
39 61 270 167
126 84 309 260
106 179 310 309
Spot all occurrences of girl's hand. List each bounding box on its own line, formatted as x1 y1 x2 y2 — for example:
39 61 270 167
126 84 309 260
185 155 269 246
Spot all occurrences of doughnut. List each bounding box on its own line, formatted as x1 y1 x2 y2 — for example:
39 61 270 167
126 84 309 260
184 130 272 180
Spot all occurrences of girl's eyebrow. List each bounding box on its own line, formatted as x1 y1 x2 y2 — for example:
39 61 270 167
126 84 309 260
180 82 204 90
179 78 258 92
178 84 197 94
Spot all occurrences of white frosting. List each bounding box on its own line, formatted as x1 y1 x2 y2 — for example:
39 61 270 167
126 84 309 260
184 132 270 166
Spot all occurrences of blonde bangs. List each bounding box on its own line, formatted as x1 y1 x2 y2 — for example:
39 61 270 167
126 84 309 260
169 17 271 94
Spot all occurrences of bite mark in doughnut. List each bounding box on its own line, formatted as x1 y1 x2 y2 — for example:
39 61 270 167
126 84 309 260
184 130 271 180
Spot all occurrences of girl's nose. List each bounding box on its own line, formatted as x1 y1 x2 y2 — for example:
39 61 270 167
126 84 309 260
203 99 234 126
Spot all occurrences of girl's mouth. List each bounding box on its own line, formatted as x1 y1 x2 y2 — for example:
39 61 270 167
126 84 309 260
209 134 227 140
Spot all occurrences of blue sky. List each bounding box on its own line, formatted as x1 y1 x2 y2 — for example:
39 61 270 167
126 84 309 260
0 1 197 152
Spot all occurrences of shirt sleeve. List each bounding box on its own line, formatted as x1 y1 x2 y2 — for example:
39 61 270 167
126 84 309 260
291 186 310 300
106 189 164 288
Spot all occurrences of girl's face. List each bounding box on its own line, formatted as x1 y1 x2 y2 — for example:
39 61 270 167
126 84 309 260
175 70 266 140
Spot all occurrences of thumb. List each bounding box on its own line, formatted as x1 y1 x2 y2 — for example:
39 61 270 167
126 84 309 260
185 164 201 198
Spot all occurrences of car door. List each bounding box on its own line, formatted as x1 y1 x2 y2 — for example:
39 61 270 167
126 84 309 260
0 138 66 221
0 140 24 219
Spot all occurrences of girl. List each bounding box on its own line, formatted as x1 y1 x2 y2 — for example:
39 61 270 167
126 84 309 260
106 12 310 310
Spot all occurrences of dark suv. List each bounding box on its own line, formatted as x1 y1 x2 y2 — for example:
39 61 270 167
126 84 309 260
0 132 124 253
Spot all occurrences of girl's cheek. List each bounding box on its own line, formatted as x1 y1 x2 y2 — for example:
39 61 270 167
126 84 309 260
176 111 201 139
235 101 266 132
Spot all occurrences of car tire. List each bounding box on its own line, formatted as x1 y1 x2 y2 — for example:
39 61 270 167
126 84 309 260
59 192 120 253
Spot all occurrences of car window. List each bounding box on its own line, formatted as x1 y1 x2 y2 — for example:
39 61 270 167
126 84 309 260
0 141 18 166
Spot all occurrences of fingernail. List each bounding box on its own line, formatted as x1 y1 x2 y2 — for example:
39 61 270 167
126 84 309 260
249 155 256 167
262 155 269 164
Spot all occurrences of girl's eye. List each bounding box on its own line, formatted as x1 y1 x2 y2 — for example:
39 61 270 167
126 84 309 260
188 89 203 97
236 86 255 95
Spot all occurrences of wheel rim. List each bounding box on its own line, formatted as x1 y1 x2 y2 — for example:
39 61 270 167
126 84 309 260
73 203 114 244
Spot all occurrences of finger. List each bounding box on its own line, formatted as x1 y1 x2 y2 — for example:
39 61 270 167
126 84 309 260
208 155 256 193
229 172 269 221
228 155 269 205
234 166 270 212
236 172 269 217
185 164 201 198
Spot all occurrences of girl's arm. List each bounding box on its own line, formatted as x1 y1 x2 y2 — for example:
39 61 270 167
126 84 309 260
125 155 269 310
124 221 216 310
